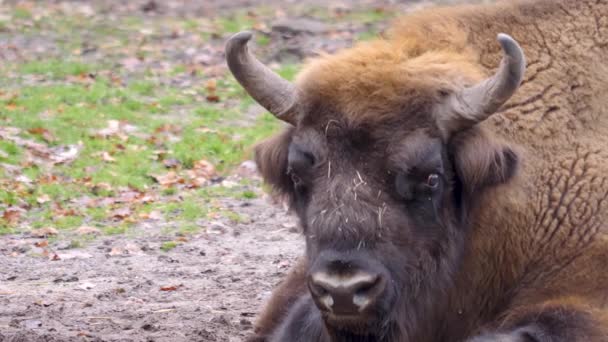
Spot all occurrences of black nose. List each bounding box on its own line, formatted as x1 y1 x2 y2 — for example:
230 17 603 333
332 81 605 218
308 269 385 316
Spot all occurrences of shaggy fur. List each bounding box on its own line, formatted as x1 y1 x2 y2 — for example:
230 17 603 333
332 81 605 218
246 0 608 341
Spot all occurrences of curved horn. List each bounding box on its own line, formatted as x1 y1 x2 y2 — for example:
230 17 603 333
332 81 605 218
443 33 526 133
225 31 300 124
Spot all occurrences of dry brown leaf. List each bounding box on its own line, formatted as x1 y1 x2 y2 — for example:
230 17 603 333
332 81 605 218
75 226 101 236
27 127 56 143
31 227 59 238
34 240 48 248
205 79 217 92
66 73 95 85
111 207 132 220
205 94 220 103
2 207 23 224
193 159 216 177
151 171 184 187
139 210 163 220
38 174 58 184
160 285 181 291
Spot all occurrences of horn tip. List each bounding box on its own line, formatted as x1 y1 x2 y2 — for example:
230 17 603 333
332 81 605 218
226 31 253 53
496 33 514 42
496 33 524 63
229 31 253 44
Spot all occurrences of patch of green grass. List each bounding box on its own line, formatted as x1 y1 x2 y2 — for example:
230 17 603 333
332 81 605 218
276 64 300 81
67 240 83 249
0 140 21 164
19 60 96 79
54 215 84 230
179 224 200 235
158 196 206 222
216 12 256 34
128 80 156 96
104 225 128 235
256 35 271 46
13 7 32 20
180 197 207 221
0 5 296 237
240 190 257 199
160 241 178 252
86 207 108 222
357 29 379 41
222 209 246 223
0 226 15 235
345 9 394 24
0 189 19 206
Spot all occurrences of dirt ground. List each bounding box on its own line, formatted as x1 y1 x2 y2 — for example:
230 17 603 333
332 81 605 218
0 0 480 341
1 191 302 342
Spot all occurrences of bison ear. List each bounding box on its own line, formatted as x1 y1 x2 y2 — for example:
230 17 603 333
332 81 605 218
254 127 295 198
450 127 519 194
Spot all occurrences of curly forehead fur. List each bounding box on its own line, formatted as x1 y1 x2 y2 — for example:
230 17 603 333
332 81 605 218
294 13 485 125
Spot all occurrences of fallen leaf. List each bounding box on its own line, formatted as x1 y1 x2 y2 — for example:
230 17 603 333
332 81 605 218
160 285 181 291
205 79 219 102
151 171 184 187
34 241 49 248
75 226 101 236
2 207 23 224
108 242 144 256
49 144 81 165
206 94 220 103
27 127 56 143
31 227 59 238
95 151 116 163
139 210 162 220
94 120 137 140
66 72 95 85
185 159 216 188
205 79 217 92
111 207 132 220
37 194 51 204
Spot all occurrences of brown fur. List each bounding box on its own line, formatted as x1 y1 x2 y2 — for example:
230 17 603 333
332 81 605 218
247 0 608 341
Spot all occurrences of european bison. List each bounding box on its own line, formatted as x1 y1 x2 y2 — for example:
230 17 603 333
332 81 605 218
226 0 608 341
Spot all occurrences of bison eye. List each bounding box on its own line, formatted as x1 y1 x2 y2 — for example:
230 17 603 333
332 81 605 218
289 170 302 186
426 173 440 189
288 145 315 170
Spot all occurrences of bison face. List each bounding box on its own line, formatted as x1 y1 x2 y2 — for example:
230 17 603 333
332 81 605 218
258 120 518 333
226 32 525 335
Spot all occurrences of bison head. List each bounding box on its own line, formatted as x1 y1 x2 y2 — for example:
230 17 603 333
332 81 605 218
226 31 525 338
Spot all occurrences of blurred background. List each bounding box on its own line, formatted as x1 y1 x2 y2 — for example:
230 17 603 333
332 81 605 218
0 1 488 341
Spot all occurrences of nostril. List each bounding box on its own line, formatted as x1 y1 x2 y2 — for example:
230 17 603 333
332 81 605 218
308 277 328 296
309 272 385 314
353 275 380 295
